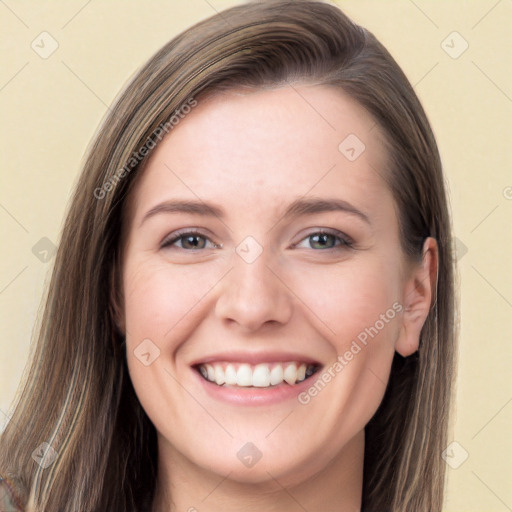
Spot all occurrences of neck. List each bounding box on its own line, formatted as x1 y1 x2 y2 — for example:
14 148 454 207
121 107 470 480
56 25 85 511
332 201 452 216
152 430 364 512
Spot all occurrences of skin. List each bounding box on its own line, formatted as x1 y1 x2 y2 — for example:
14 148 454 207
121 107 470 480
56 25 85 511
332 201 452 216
116 85 438 512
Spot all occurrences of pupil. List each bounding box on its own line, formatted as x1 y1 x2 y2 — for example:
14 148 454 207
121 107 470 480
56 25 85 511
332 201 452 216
312 233 333 248
185 235 204 249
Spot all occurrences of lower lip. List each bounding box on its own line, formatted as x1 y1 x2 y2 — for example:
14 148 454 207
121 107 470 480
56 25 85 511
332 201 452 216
193 367 320 406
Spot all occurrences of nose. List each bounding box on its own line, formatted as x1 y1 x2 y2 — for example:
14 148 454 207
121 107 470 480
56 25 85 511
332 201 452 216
215 249 294 333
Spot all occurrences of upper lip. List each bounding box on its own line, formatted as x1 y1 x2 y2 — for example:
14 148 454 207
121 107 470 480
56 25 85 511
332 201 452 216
190 351 322 367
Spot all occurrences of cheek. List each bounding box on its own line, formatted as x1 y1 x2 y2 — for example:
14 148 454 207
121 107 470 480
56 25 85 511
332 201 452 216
290 255 402 429
122 260 217 396
122 259 222 344
122 259 224 433
288 254 402 350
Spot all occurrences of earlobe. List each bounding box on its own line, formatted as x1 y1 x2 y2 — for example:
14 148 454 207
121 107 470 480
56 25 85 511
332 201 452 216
395 237 438 357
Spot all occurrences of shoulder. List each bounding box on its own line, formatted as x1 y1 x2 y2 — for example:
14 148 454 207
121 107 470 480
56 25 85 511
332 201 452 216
0 476 25 511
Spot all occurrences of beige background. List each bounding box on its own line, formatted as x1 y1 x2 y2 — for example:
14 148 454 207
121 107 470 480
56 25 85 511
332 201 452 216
1 1 511 510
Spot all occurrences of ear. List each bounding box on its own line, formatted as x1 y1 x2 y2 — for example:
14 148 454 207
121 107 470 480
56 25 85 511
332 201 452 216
109 252 126 336
395 237 438 357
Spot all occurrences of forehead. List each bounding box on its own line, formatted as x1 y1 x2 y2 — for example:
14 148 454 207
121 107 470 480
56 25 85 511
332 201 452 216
127 85 393 228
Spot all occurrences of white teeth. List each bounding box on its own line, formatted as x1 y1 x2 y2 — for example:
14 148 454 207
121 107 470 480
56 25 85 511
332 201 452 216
206 364 215 382
197 361 314 388
269 365 284 385
236 364 252 386
296 364 306 382
283 363 297 385
225 364 237 385
214 365 225 386
252 364 271 387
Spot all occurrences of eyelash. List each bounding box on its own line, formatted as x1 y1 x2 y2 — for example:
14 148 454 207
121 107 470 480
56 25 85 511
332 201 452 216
160 228 354 251
161 229 222 250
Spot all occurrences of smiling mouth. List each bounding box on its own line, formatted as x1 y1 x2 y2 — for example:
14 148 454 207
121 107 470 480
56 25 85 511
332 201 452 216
194 361 321 388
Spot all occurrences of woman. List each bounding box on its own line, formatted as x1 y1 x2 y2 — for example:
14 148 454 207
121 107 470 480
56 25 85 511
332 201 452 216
0 0 457 510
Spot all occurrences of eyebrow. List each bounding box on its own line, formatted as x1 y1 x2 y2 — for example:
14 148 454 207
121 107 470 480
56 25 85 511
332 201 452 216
139 197 371 227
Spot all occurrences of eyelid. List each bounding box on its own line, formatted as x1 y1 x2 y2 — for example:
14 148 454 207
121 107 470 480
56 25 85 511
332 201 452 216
160 227 354 251
293 228 354 249
160 228 221 249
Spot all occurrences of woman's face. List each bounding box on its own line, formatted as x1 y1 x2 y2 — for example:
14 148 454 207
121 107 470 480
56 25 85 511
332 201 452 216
120 85 423 487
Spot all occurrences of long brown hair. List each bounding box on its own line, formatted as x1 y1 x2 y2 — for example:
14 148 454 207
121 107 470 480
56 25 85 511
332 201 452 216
0 1 457 510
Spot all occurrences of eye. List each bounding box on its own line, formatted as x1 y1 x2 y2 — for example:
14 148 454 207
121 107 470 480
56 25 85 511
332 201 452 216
160 229 221 250
294 230 354 250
